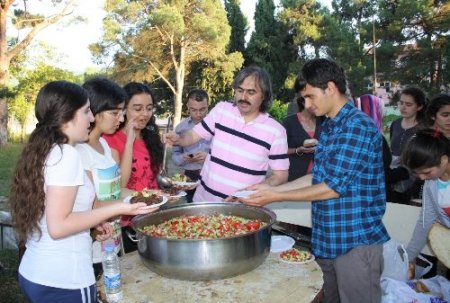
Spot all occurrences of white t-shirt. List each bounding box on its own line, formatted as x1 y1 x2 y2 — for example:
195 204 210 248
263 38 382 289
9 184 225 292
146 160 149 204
19 144 96 289
76 138 122 263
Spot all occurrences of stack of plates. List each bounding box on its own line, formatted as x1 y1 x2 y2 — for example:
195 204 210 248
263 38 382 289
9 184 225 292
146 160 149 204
270 235 295 253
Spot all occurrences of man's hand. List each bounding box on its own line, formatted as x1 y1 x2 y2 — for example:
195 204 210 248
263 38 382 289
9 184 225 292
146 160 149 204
163 131 180 146
192 151 207 163
246 183 272 191
182 153 195 163
297 146 316 154
240 190 280 207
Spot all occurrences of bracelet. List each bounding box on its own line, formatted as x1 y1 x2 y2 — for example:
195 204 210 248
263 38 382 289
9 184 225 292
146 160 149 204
295 147 303 156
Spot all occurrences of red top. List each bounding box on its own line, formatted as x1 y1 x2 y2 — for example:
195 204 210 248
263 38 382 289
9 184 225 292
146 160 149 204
103 131 159 226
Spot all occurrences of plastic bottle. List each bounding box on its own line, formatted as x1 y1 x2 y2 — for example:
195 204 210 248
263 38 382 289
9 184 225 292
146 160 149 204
102 244 123 302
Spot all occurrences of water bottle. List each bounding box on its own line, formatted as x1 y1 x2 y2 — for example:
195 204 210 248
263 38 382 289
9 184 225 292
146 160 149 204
102 244 123 302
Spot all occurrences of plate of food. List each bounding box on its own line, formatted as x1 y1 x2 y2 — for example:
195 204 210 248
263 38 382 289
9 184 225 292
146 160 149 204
271 235 295 253
233 190 257 199
160 187 187 198
124 190 168 209
279 248 315 264
170 173 199 190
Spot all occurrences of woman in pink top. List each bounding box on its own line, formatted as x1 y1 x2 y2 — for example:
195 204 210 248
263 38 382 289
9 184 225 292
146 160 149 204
103 82 163 252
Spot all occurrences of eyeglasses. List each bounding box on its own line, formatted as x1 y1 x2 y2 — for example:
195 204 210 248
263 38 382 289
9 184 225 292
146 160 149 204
104 109 126 118
188 107 207 114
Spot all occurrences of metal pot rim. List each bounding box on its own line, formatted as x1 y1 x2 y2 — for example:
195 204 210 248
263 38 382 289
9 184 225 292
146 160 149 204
131 202 277 241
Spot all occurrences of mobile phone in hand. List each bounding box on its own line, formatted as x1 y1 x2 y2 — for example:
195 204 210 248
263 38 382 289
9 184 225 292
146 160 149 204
188 154 194 158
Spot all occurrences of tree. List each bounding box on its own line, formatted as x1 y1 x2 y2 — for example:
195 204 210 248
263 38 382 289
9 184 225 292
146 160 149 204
377 0 450 94
278 0 325 101
93 0 241 126
224 0 248 54
0 0 78 145
245 0 289 97
9 63 81 140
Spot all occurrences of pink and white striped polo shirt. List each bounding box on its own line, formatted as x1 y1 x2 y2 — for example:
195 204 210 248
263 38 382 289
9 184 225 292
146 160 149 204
192 101 289 202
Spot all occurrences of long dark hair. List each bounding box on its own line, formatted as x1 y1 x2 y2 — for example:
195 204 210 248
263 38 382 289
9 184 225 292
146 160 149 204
82 77 126 116
123 82 163 175
10 81 89 243
402 128 450 171
426 94 450 127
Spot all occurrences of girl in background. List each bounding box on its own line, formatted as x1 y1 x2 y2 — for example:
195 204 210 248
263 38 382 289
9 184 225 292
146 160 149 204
282 95 322 181
389 86 427 204
10 81 154 303
359 94 410 202
402 129 450 277
76 77 128 279
103 82 163 252
426 94 450 139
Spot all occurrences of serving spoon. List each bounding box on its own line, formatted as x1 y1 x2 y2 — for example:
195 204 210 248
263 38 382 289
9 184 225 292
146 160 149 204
156 116 173 189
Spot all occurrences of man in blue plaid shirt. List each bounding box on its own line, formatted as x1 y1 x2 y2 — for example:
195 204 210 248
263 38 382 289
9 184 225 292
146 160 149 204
243 58 390 303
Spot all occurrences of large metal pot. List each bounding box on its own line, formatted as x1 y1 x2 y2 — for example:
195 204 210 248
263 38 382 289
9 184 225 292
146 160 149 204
131 202 276 280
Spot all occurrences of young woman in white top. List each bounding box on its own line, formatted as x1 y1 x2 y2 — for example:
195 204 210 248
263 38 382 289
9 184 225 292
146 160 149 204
10 81 156 303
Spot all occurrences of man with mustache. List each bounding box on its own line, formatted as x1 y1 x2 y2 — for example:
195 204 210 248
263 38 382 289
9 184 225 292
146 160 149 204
165 65 289 202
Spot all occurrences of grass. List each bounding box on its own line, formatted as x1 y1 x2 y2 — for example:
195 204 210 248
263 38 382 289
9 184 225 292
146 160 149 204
0 250 26 303
0 143 25 302
0 143 22 198
0 144 179 302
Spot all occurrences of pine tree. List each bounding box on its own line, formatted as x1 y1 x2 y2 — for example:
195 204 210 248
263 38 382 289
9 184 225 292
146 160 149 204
224 0 248 54
245 0 289 98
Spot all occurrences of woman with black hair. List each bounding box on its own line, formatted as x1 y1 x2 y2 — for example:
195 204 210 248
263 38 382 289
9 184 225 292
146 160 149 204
389 86 428 204
402 129 450 277
426 94 450 139
103 82 163 252
282 92 322 181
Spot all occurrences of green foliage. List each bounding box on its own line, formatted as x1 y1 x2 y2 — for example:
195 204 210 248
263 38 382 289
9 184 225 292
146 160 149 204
245 0 291 98
8 64 82 141
268 99 288 123
0 143 23 197
383 113 400 126
377 0 450 92
96 0 240 125
224 0 248 54
188 52 244 106
0 249 27 302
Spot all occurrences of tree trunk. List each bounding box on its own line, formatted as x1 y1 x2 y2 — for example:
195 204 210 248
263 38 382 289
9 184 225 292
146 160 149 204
173 46 186 128
0 2 12 145
0 98 7 145
0 0 76 146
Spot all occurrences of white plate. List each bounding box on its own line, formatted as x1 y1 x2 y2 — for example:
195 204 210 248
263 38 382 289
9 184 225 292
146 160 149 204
233 190 257 198
270 235 295 253
173 180 199 186
123 195 168 209
173 181 199 189
279 250 315 264
165 190 187 198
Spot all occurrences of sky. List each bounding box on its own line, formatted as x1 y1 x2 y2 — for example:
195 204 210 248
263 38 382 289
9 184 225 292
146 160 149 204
25 0 331 73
